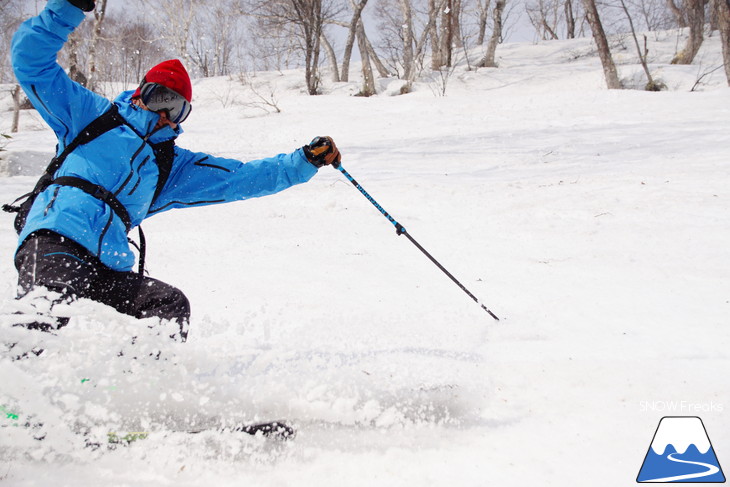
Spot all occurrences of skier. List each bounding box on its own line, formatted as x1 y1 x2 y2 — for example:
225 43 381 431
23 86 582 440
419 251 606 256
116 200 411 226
8 0 341 341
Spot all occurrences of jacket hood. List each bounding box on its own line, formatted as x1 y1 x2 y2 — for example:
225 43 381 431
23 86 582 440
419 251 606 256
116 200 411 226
114 90 183 144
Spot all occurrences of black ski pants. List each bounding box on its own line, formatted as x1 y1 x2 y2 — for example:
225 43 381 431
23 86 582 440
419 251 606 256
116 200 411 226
15 230 189 340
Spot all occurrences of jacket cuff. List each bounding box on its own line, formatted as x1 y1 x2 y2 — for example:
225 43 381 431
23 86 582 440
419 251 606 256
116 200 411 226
47 0 87 25
296 147 321 175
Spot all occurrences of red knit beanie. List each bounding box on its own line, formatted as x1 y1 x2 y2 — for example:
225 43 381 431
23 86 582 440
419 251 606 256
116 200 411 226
132 59 192 102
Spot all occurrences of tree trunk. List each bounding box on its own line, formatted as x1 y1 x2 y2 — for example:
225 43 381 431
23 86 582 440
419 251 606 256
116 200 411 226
452 0 463 48
476 0 491 45
400 0 446 89
672 0 706 64
710 0 720 29
439 0 454 67
341 0 368 82
356 19 376 95
565 0 576 38
365 34 390 77
582 0 621 88
153 0 195 69
619 0 658 89
86 0 108 92
399 0 416 84
543 19 560 39
291 0 324 95
430 0 442 69
321 33 340 82
667 0 688 26
717 0 730 85
11 84 21 133
67 33 88 86
476 0 505 67
305 26 322 95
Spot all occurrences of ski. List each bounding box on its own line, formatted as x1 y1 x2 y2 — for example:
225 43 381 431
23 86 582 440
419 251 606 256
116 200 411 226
4 406 295 447
221 421 296 440
106 421 296 445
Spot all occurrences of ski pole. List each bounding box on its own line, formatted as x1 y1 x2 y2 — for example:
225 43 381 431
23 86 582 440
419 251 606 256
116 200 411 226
332 162 499 321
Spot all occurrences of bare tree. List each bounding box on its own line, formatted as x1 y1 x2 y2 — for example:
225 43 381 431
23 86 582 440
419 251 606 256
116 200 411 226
439 0 458 67
341 0 370 81
356 17 377 94
118 20 167 86
86 0 109 92
237 72 283 113
715 0 730 84
672 0 708 63
0 0 26 83
364 33 391 77
619 0 665 89
320 32 340 81
630 0 676 31
476 0 492 44
189 3 239 77
292 0 324 94
69 14 172 94
666 0 688 25
582 0 621 88
527 0 561 40
476 0 505 67
398 0 417 82
250 0 342 95
565 0 577 37
11 85 22 133
374 0 447 89
525 0 582 40
429 0 442 67
145 0 196 67
425 0 464 69
66 31 88 86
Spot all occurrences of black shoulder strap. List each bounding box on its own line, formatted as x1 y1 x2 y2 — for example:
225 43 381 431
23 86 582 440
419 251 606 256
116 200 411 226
149 139 175 205
3 105 126 233
45 104 124 177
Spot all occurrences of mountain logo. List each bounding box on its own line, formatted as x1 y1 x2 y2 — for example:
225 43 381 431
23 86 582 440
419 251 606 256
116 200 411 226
637 416 726 483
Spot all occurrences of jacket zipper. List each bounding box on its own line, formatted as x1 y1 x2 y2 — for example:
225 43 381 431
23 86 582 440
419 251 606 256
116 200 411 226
32 85 69 145
128 155 151 196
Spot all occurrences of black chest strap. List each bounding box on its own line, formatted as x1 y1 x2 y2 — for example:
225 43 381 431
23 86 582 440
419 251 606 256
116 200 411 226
47 105 126 176
52 176 133 231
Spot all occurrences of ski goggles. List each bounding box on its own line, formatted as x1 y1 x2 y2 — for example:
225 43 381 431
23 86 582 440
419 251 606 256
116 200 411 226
139 83 192 124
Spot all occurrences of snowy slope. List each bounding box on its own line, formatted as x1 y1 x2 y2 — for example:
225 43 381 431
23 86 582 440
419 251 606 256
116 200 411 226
0 30 729 486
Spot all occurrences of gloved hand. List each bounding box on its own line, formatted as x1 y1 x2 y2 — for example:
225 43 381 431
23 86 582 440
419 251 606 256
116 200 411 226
303 136 341 168
67 0 96 12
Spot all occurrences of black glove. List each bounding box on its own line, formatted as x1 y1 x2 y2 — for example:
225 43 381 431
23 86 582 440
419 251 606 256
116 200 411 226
303 136 341 168
67 0 96 12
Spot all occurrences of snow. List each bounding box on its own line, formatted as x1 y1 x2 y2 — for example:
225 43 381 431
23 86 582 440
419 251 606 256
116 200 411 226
1 29 729 486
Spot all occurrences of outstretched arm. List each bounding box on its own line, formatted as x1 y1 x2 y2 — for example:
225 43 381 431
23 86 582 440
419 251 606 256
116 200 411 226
147 147 320 216
11 0 109 149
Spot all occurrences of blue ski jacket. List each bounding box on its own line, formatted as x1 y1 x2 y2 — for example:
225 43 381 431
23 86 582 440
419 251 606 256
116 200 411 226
11 0 318 272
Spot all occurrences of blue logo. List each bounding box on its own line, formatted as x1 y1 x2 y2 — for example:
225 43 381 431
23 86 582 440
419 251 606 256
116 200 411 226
637 416 726 483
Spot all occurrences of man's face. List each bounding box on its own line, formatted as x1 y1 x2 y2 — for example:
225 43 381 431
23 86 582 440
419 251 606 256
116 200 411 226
132 98 178 130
